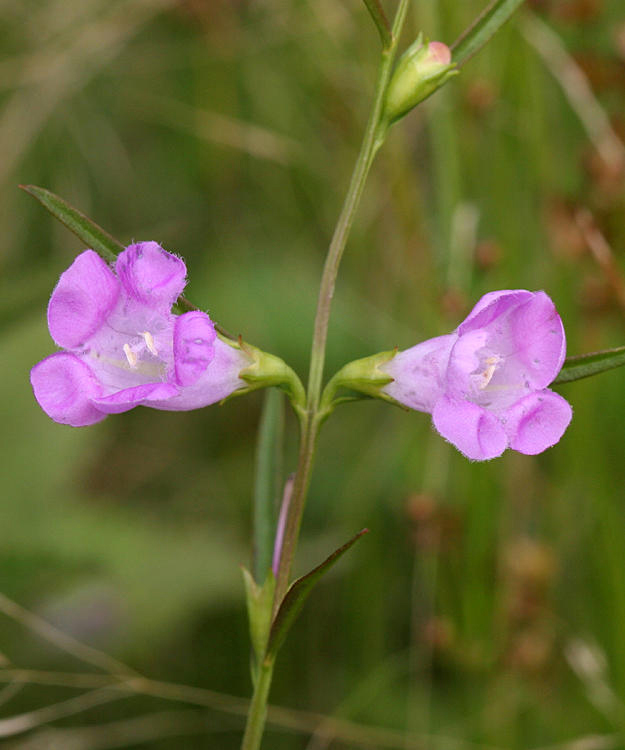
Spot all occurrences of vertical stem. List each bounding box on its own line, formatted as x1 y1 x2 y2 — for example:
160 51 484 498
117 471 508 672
306 0 410 415
272 0 411 609
240 660 275 750
241 3 411 747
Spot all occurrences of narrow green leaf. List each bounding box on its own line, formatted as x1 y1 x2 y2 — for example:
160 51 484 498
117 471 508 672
266 529 369 660
20 185 123 262
451 0 526 67
20 184 203 318
554 347 625 384
362 0 392 49
253 389 284 584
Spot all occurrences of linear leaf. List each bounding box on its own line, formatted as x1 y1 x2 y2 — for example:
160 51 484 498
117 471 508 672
20 185 122 263
20 185 203 318
554 347 625 384
452 0 526 67
362 0 392 49
266 529 368 660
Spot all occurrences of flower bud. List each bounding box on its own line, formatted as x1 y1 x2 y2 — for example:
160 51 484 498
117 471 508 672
383 35 458 125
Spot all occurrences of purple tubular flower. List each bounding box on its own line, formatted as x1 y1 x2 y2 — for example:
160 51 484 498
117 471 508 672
31 242 251 426
381 290 572 461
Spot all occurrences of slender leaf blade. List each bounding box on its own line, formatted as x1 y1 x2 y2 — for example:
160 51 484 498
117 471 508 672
253 390 284 584
20 185 123 262
362 0 392 49
20 184 204 318
554 347 625 384
266 529 369 660
452 0 526 67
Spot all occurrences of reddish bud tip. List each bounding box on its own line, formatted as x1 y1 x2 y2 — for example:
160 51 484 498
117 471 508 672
427 41 452 65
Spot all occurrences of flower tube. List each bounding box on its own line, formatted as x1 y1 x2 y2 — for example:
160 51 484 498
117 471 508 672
31 242 253 426
328 290 572 461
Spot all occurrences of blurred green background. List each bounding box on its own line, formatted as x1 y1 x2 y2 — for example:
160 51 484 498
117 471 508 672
2 0 625 747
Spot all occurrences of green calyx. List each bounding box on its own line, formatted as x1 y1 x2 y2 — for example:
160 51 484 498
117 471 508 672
319 349 398 419
382 33 458 127
224 336 306 419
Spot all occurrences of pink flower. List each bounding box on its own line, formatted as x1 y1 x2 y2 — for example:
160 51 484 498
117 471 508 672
31 243 250 426
382 290 572 460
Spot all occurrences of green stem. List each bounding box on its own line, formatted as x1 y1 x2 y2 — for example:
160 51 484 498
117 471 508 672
240 660 274 750
306 0 409 416
272 0 410 608
240 3 410 747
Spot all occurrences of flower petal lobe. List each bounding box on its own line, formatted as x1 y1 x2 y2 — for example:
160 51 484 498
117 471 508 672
432 396 508 460
173 311 216 386
116 242 186 309
30 353 106 426
457 290 532 336
509 292 566 389
47 250 119 349
504 390 572 455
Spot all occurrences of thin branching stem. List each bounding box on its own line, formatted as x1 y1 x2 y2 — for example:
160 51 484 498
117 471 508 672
240 3 411 748
273 0 410 608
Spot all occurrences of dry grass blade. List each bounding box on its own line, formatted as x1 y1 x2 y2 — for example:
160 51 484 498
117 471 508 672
0 668 504 750
0 0 177 188
132 91 304 166
0 688 132 739
3 709 226 750
530 735 622 750
521 12 625 170
575 209 625 309
0 593 137 677
0 682 24 707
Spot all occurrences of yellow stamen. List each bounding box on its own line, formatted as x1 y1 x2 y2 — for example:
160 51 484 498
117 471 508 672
141 331 158 356
479 356 499 389
123 343 138 368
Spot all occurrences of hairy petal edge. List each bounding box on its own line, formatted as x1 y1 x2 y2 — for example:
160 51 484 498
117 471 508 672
432 396 508 461
30 353 106 427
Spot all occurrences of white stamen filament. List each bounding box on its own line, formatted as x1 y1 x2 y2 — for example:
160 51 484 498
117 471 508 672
123 343 138 368
141 331 158 356
479 356 500 390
